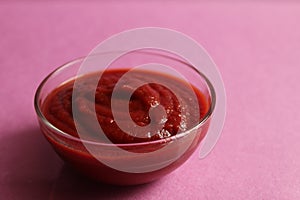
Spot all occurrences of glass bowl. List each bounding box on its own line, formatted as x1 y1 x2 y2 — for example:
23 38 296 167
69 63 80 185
34 50 215 185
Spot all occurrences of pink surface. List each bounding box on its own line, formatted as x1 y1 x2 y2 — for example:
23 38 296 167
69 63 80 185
1 1 300 199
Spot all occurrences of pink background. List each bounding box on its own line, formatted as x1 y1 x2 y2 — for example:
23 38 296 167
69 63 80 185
1 1 300 199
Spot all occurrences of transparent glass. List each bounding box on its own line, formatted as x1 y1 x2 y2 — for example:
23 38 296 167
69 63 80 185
34 50 215 185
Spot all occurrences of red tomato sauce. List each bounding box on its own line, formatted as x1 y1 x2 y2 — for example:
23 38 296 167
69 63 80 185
40 69 211 185
42 69 209 143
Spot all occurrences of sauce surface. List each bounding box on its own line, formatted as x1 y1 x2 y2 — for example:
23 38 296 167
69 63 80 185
42 69 210 144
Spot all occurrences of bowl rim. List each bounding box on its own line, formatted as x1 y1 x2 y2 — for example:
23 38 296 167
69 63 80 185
34 52 216 147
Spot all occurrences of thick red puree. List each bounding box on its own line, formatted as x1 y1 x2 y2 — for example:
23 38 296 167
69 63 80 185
42 69 209 144
40 69 211 185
